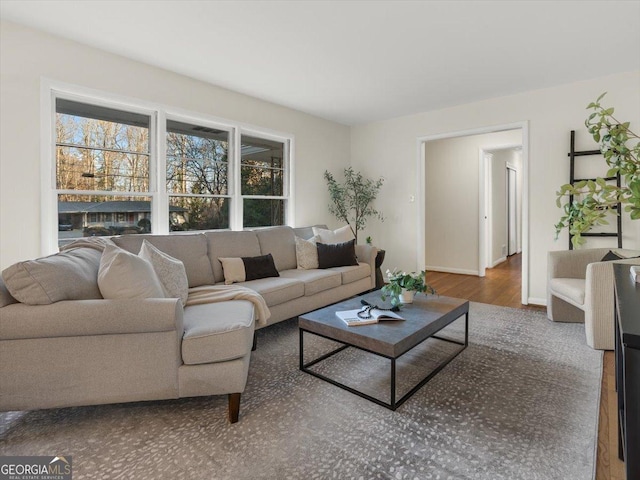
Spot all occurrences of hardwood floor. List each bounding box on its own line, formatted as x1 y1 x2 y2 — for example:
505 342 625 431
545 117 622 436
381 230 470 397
425 255 625 480
425 254 537 310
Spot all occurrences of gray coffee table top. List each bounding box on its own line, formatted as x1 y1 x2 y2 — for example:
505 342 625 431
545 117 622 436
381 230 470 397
298 290 469 358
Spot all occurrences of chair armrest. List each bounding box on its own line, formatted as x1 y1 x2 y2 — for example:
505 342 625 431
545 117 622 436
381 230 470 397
548 248 611 280
586 257 640 302
0 298 184 341
584 257 640 349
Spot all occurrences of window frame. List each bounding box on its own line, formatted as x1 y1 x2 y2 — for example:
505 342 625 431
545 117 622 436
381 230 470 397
41 80 294 255
237 127 291 229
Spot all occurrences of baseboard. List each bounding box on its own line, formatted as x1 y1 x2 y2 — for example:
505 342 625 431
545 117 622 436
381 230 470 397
527 297 547 306
425 265 479 276
490 257 507 268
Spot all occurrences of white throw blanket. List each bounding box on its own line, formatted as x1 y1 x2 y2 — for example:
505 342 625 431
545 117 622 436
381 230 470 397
187 284 271 327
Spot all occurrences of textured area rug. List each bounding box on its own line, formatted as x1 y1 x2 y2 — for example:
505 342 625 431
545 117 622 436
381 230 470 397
0 302 602 480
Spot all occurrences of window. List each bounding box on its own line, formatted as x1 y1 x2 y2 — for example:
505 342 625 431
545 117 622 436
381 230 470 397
241 135 286 228
55 99 152 247
166 120 231 231
49 90 292 250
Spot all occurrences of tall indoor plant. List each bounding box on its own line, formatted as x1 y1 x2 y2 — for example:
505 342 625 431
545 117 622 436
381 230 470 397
555 93 640 247
323 167 384 243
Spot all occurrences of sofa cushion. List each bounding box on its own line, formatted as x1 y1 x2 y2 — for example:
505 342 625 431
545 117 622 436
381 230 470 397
206 231 261 283
240 277 305 307
0 298 181 340
317 240 358 269
549 277 586 307
2 247 102 305
98 244 165 299
295 235 319 269
182 301 255 365
313 225 354 244
139 240 189 306
113 234 214 288
254 226 298 271
0 276 18 307
219 254 280 285
329 263 371 285
279 269 342 296
293 224 327 241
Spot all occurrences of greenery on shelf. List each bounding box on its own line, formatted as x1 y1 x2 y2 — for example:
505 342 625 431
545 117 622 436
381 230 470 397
555 93 640 247
323 167 384 244
381 269 436 308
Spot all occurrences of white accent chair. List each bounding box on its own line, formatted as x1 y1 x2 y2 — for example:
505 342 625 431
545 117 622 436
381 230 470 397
547 248 640 350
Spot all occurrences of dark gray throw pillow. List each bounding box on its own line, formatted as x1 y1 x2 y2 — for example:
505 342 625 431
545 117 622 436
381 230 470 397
317 240 358 269
243 254 280 281
601 250 623 262
600 250 640 262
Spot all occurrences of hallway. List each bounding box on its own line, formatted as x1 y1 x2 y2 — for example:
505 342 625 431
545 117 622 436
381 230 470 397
425 254 538 310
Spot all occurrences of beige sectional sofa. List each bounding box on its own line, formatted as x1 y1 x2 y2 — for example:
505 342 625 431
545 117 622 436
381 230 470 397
0 225 377 422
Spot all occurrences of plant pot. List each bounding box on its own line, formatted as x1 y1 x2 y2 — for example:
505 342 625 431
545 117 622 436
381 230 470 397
399 289 414 304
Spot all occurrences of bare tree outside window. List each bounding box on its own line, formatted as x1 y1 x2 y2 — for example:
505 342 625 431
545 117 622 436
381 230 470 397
166 120 230 230
55 100 151 246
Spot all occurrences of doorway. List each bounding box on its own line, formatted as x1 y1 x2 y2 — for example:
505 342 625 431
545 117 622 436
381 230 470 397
417 122 529 305
480 145 522 275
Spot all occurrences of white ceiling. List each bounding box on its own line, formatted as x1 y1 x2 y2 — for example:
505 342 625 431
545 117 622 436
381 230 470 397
2 1 639 125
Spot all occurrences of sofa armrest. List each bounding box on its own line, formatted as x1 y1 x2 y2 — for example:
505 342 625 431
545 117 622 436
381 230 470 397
548 248 611 280
355 244 378 289
0 298 184 341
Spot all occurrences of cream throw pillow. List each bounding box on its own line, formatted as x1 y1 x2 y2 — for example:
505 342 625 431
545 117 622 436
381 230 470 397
295 235 319 269
139 240 189 306
312 225 355 244
1 248 102 305
218 257 247 285
98 244 165 299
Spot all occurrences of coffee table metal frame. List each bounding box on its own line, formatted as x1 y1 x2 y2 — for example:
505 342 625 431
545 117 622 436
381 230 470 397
299 302 469 411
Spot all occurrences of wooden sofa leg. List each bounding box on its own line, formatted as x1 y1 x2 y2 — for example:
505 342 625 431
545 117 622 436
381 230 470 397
228 393 241 423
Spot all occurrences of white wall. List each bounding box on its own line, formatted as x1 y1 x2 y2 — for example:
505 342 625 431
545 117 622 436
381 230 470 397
423 130 521 274
0 21 351 269
351 70 640 304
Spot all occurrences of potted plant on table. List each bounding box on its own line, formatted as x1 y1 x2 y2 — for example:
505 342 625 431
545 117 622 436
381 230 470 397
381 269 436 308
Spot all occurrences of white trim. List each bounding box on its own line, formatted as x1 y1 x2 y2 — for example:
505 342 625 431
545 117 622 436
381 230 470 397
40 81 57 256
288 137 295 226
491 256 507 268
527 297 547 306
425 266 480 276
231 128 242 230
154 110 168 234
417 121 530 305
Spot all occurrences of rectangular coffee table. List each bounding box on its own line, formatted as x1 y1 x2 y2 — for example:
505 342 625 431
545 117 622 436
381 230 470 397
299 290 469 410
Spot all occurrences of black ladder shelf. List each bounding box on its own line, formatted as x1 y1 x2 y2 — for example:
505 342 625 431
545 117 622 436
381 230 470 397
567 130 622 250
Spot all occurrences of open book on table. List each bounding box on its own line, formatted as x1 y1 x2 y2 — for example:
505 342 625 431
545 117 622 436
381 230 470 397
335 308 404 326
